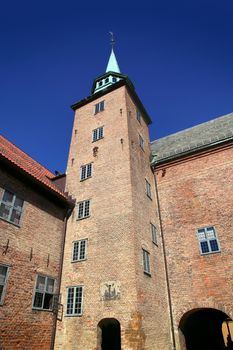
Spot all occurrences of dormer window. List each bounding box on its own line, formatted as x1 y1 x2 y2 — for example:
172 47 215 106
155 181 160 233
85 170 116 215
105 78 109 83
112 77 117 82
98 81 103 87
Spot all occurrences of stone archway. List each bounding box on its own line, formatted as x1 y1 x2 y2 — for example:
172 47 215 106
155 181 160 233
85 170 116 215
97 318 121 350
179 308 233 350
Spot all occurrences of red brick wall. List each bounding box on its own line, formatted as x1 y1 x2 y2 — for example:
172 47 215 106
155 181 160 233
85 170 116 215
0 167 66 350
155 144 233 347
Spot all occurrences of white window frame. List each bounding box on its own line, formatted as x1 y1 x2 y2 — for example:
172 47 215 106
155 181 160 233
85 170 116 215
66 286 83 316
0 189 24 226
142 249 151 275
80 163 92 181
0 264 10 305
32 274 55 311
72 239 87 262
77 200 90 220
197 226 221 255
150 223 157 245
139 134 144 150
92 126 104 142
146 179 152 199
94 100 105 114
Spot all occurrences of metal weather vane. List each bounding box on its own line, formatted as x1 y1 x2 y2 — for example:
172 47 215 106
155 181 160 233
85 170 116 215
109 31 115 49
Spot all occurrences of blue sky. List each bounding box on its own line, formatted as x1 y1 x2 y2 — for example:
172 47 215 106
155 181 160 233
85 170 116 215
1 0 233 173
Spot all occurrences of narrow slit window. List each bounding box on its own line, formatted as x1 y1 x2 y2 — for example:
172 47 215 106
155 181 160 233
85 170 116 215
139 134 144 150
142 249 151 275
151 223 157 245
0 264 9 304
146 179 152 199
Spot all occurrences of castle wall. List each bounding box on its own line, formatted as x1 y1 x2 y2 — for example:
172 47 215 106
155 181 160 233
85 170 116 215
0 167 66 350
155 144 233 348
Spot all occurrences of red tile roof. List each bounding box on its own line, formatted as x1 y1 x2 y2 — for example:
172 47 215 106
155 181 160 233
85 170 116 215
0 134 70 202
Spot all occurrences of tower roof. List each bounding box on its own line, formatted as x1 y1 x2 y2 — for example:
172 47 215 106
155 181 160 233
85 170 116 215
106 48 121 73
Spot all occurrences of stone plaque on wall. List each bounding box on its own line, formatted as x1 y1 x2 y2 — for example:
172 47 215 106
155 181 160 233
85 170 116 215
100 281 120 300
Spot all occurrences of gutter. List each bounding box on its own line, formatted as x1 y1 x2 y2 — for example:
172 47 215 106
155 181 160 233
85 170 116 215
153 163 176 350
50 207 73 350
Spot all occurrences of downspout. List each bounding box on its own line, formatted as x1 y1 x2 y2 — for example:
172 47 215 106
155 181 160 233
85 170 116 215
153 164 176 350
50 207 72 350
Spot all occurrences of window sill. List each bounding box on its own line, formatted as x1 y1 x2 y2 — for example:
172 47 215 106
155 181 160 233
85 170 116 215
92 137 104 143
76 215 90 221
144 271 151 277
0 216 21 228
146 194 152 201
152 241 158 247
80 177 92 182
65 313 83 317
71 259 87 263
32 307 53 312
200 250 221 256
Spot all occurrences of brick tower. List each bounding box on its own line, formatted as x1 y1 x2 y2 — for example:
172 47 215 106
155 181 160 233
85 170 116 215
55 47 170 349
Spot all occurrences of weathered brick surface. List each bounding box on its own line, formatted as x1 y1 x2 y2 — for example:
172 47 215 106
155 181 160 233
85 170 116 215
155 144 233 349
55 86 171 349
0 167 66 350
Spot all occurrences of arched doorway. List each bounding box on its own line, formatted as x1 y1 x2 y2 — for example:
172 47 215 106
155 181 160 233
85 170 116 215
97 318 121 350
179 308 233 350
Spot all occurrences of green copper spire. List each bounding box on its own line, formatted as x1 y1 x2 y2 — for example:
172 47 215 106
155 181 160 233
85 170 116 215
106 48 121 73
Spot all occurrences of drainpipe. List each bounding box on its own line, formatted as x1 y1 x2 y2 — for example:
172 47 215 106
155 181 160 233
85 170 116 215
153 164 176 350
50 207 72 350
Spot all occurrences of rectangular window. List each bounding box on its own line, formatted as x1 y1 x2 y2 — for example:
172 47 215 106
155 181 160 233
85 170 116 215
197 226 220 255
142 249 151 275
66 286 83 316
32 274 55 310
146 179 152 199
139 134 144 150
92 127 104 142
72 239 87 262
80 163 92 181
136 109 141 123
0 264 9 304
77 200 90 220
94 101 105 114
151 223 157 245
0 189 24 225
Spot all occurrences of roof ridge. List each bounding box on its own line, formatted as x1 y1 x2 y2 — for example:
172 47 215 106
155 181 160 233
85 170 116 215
0 134 54 177
151 112 233 144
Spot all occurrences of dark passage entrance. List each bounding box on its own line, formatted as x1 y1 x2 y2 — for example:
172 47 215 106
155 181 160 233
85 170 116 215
98 318 121 350
179 308 232 350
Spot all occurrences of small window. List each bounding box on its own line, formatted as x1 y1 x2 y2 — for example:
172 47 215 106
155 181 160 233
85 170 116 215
112 77 117 82
66 286 83 316
80 163 92 181
136 110 141 123
92 127 104 142
94 101 105 114
99 81 103 87
151 223 157 245
197 226 220 255
142 249 151 275
0 264 9 305
0 189 24 226
105 78 109 83
72 239 87 262
146 179 152 199
32 274 55 310
77 200 90 220
139 134 144 150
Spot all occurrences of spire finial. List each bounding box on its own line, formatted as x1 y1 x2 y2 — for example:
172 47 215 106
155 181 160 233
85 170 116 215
109 31 115 50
